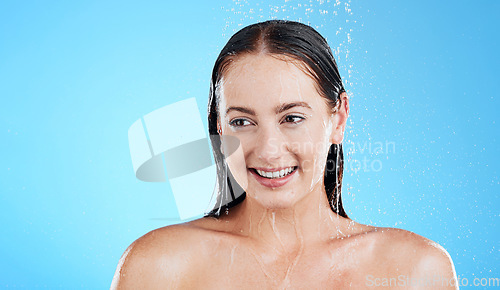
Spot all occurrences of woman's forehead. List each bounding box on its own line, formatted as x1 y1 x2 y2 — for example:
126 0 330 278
220 54 324 109
223 53 309 82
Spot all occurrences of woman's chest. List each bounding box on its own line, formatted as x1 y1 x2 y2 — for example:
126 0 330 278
188 241 372 289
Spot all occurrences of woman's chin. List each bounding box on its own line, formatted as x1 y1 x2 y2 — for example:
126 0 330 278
248 192 299 210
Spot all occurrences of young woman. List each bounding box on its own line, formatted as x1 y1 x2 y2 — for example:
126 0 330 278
112 20 457 289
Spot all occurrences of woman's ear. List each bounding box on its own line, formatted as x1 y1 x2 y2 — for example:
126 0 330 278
217 119 222 135
330 92 349 144
217 120 224 154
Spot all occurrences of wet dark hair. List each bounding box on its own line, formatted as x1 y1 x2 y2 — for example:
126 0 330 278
206 20 347 218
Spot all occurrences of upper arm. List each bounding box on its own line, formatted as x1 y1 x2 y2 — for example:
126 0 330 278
110 240 143 289
373 228 458 289
410 240 458 289
111 235 168 289
110 228 194 289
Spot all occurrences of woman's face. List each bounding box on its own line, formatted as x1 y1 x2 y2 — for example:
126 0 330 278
218 53 344 209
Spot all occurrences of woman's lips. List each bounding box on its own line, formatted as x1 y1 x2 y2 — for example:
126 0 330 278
248 166 297 188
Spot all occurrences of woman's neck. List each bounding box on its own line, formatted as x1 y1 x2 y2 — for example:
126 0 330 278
221 185 351 253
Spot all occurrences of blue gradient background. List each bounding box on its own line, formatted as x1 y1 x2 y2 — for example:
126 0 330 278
1 1 498 288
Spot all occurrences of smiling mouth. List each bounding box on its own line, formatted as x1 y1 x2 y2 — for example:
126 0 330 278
250 166 298 179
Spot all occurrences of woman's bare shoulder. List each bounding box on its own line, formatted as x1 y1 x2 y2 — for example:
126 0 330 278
111 220 216 289
368 226 453 260
358 225 457 287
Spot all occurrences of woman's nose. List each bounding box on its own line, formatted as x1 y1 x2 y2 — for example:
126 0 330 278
255 125 286 163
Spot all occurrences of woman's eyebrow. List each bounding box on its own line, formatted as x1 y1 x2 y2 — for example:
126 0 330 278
225 106 256 116
275 102 312 114
225 102 312 116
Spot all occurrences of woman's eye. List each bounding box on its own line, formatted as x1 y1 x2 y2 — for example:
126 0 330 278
283 115 305 124
229 118 252 127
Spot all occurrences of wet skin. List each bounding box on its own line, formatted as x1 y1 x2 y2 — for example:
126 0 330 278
112 54 457 289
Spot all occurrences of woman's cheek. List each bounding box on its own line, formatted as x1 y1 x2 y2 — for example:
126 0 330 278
223 135 249 192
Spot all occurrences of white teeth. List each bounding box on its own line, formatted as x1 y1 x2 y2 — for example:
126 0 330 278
255 166 295 179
